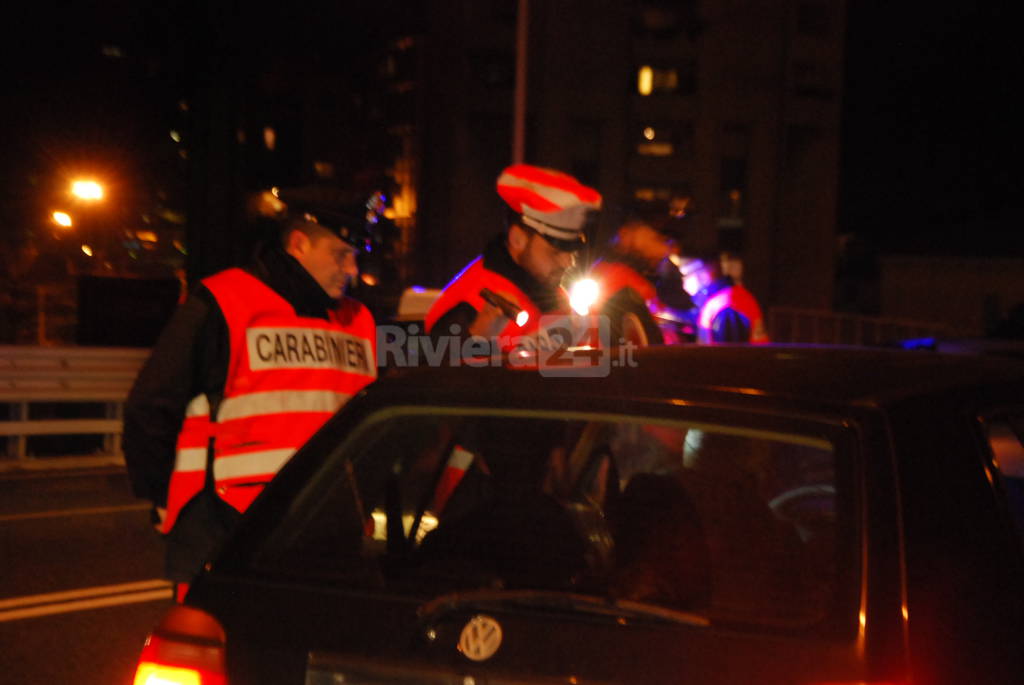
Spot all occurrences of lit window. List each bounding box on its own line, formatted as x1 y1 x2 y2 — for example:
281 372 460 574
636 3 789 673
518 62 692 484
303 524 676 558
637 66 654 95
631 187 692 211
637 66 679 95
635 123 692 158
637 142 674 157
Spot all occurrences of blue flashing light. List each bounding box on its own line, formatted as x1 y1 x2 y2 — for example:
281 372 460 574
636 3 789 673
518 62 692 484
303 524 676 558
899 337 937 350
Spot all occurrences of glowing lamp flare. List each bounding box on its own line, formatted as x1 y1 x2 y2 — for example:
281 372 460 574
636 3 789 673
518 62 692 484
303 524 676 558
569 278 600 316
52 211 72 228
71 180 104 201
480 288 530 327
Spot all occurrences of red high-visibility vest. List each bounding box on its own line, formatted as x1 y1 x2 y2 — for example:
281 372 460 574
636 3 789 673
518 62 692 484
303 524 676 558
162 268 377 533
697 283 769 344
424 257 569 351
589 259 656 306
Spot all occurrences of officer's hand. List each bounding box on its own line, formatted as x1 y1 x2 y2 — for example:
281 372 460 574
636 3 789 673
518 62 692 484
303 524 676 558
151 506 167 533
469 290 520 337
468 302 506 337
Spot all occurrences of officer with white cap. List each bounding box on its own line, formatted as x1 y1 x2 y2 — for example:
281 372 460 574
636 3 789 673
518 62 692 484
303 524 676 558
425 164 601 349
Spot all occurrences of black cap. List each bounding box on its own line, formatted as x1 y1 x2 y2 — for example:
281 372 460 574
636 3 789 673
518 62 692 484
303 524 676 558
285 204 373 250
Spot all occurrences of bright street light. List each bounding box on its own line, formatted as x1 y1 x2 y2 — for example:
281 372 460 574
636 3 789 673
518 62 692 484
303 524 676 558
52 211 73 228
71 180 104 201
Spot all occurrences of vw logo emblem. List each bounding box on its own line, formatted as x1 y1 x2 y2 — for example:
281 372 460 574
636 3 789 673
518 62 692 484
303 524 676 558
458 614 503 661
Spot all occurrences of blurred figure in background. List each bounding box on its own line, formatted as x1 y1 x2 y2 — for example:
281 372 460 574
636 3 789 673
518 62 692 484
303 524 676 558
684 251 769 344
585 204 692 346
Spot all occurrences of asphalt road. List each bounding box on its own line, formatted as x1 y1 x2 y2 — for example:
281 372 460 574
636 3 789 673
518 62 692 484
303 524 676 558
0 466 172 685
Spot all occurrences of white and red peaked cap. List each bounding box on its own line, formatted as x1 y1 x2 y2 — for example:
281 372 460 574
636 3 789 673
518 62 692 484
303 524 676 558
496 164 602 249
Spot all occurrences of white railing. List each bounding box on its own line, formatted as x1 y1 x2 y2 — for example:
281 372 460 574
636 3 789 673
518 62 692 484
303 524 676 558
0 346 148 471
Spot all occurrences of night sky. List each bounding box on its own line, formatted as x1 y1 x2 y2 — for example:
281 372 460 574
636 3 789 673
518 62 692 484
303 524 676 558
3 2 1022 259
840 2 1023 256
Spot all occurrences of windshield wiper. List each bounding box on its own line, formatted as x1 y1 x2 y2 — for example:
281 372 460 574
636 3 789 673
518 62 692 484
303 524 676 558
417 589 709 627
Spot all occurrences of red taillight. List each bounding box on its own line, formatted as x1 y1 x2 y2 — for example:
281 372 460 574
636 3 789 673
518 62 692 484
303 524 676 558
132 606 227 685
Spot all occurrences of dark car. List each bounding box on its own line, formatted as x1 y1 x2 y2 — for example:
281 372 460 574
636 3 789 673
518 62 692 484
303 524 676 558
132 345 1024 685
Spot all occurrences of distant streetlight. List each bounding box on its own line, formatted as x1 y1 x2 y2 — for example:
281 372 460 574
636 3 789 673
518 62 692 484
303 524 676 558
52 211 73 228
71 180 104 201
68 179 105 273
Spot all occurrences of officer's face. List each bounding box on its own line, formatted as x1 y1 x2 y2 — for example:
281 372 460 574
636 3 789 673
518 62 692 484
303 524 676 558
518 230 576 289
298 233 358 299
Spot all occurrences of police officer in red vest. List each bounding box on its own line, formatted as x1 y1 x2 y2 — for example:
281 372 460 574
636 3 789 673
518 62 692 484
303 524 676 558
425 164 602 355
124 206 377 600
586 205 694 346
687 251 769 344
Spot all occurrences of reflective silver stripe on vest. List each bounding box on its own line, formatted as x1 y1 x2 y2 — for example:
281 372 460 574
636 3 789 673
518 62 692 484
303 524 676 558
212 448 296 483
173 447 207 473
185 394 210 418
216 390 350 422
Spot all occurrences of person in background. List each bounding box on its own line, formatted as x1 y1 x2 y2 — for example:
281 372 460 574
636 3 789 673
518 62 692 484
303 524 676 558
425 163 602 355
123 206 377 600
686 250 769 344
585 205 692 346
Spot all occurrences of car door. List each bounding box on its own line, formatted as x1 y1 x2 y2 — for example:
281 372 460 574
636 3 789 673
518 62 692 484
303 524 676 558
189 401 875 685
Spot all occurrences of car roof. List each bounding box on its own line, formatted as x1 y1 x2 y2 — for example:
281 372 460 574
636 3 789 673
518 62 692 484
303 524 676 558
375 344 1024 411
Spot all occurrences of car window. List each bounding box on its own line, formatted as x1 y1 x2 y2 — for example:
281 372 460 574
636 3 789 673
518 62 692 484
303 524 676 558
980 414 1024 545
252 408 850 632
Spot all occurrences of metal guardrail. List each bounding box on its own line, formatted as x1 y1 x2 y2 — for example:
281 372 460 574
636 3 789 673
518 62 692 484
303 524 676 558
0 346 148 471
767 307 952 346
